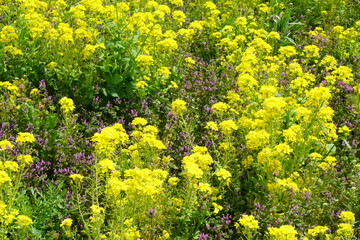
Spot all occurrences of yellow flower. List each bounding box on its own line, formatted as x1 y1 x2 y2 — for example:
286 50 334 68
0 171 11 185
215 168 232 182
171 99 187 115
235 215 260 230
268 31 280 40
17 155 33 165
47 62 58 70
135 55 154 67
307 226 329 237
169 0 183 6
211 102 230 114
157 38 178 51
212 203 223 214
206 121 218 131
59 97 75 113
69 174 84 182
197 182 213 193
90 205 104 214
336 223 354 237
268 225 297 240
168 177 180 186
246 130 270 149
97 159 116 173
161 230 170 239
60 218 73 228
303 45 320 58
0 201 7 215
132 117 148 126
15 132 36 144
3 45 23 56
135 80 148 89
91 124 129 155
219 120 238 134
4 161 19 172
169 81 178 88
123 168 168 195
0 26 18 44
16 215 33 228
338 125 351 134
0 140 13 151
279 46 297 58
183 160 203 179
339 211 355 224
184 57 195 65
3 209 19 225
172 10 186 24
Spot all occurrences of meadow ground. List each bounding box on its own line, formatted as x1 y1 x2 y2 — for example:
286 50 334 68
0 0 359 239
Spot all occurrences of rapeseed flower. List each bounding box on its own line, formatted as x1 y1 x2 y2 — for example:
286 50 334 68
246 130 270 149
168 177 180 186
219 120 238 134
16 215 33 228
123 168 168 195
15 132 36 144
212 203 223 214
0 171 11 185
60 218 73 228
4 161 19 172
172 10 186 24
171 99 187 115
215 168 231 182
336 223 354 237
268 225 297 240
197 182 212 193
69 174 84 182
132 117 148 126
206 121 218 131
135 55 154 67
97 159 116 173
211 102 230 114
59 97 75 113
3 45 23 56
0 140 13 151
303 45 320 58
307 226 329 237
0 26 18 44
339 211 355 224
235 214 260 230
279 46 297 58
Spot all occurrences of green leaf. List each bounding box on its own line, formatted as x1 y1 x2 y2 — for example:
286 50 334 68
111 73 123 85
325 143 336 155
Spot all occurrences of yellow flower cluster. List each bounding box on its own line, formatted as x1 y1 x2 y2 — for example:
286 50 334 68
69 174 84 182
339 211 355 224
15 132 36 144
235 214 260 230
215 168 231 183
106 168 168 197
91 123 129 155
182 146 213 179
307 226 329 238
128 123 166 159
60 218 73 228
97 159 116 173
171 99 187 115
211 102 230 114
59 97 75 113
0 140 13 151
268 177 300 193
268 225 298 240
16 215 33 228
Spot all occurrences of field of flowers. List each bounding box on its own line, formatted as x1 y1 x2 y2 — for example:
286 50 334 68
1 0 360 239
